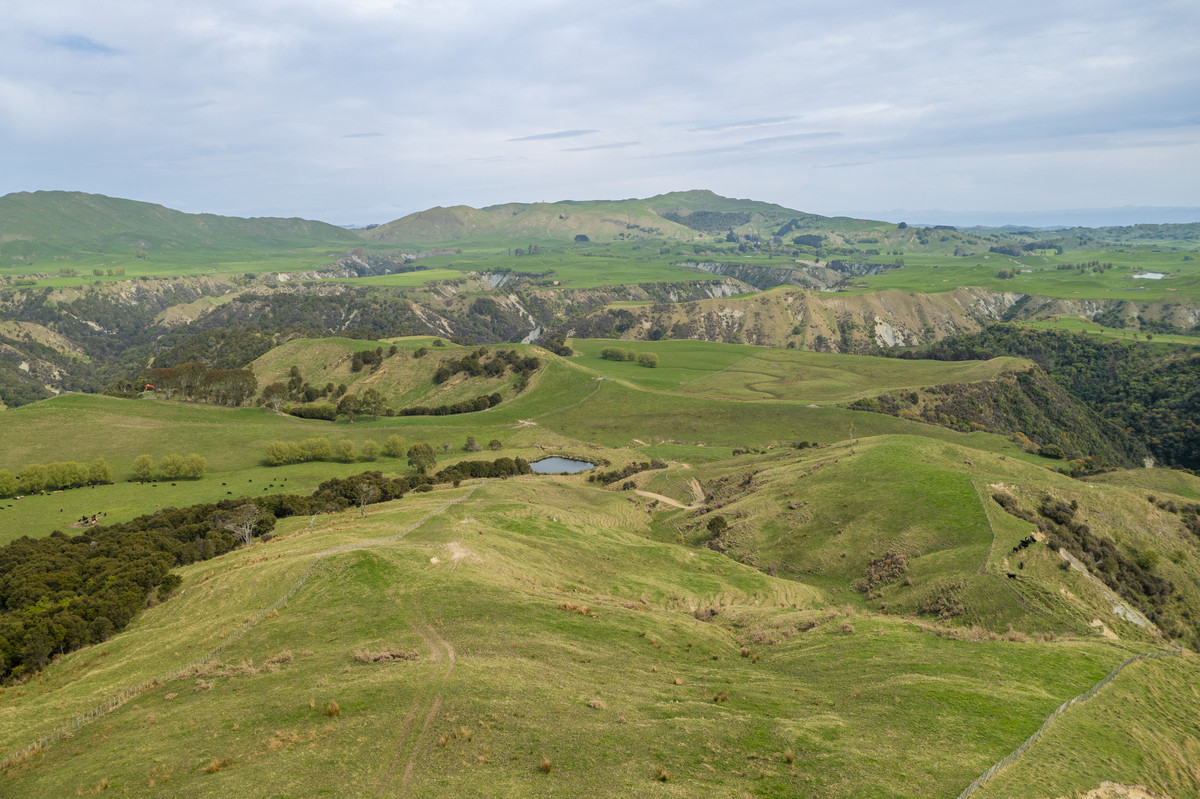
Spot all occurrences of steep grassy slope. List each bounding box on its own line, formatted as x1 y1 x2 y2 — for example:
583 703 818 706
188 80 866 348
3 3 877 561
0 480 1158 798
633 438 1200 648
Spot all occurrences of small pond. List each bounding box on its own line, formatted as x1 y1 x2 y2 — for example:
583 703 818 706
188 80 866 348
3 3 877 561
529 457 594 474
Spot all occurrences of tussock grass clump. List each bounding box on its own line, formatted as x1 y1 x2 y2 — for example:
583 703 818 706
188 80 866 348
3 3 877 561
587 698 607 709
558 603 591 615
712 691 730 702
852 551 908 596
672 676 685 685
784 748 795 764
655 766 671 781
325 700 340 717
539 757 552 774
203 758 230 774
352 648 418 663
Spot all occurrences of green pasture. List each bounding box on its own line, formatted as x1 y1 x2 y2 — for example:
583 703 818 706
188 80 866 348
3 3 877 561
854 249 1200 300
404 243 719 289
3 246 347 287
1021 316 1200 346
336 268 466 287
971 653 1200 799
0 479 1139 798
567 338 1029 401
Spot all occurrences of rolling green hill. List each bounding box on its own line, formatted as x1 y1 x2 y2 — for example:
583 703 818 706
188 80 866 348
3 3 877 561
0 191 360 266
3 191 1200 798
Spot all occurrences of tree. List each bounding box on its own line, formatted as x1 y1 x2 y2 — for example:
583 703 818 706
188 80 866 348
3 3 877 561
637 352 659 368
407 443 436 474
88 458 113 485
361 440 380 461
215 503 261 547
488 439 503 451
174 361 209 400
333 439 358 463
356 483 381 517
261 381 288 412
300 438 332 462
360 388 386 420
383 435 406 458
157 453 186 480
0 469 17 498
183 453 207 478
463 436 481 452
264 440 300 466
337 393 361 422
130 454 155 482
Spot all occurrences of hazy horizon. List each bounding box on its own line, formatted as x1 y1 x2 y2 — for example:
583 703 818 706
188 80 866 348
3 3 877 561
4 1 1197 225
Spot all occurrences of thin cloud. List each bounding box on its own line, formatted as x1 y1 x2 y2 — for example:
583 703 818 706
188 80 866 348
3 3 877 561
563 141 640 152
44 35 118 55
688 117 796 133
507 129 598 142
744 132 842 147
342 132 383 138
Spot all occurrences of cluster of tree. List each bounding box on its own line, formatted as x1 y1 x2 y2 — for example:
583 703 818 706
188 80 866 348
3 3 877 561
145 362 257 406
272 386 391 423
350 345 399 373
1057 261 1114 273
398 392 502 417
849 371 1143 469
586 460 666 484
537 333 573 356
887 324 1200 471
259 365 344 410
0 503 242 681
129 453 207 481
659 210 752 234
262 435 407 466
0 459 113 497
432 348 541 385
151 328 277 371
996 269 1018 279
599 347 659 368
433 457 532 484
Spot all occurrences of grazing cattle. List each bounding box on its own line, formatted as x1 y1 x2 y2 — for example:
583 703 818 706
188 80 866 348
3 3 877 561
1011 535 1037 553
1006 572 1017 579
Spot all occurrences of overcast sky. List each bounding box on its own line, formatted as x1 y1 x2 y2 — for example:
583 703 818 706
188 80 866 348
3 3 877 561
2 1 1198 226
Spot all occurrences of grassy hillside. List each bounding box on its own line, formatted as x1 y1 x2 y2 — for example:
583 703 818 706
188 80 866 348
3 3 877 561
2 479 1170 798
0 191 359 268
250 337 536 411
568 338 1027 401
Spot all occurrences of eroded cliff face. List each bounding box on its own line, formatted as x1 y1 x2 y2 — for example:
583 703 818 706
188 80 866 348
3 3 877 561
563 287 1023 350
564 286 1200 351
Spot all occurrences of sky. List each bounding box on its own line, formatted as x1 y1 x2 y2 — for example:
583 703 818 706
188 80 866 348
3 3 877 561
2 0 1199 227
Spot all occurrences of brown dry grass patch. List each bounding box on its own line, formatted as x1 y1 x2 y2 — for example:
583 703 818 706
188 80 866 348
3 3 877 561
352 648 418 663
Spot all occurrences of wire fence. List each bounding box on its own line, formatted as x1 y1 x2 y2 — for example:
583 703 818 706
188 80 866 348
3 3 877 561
0 486 480 771
956 645 1183 799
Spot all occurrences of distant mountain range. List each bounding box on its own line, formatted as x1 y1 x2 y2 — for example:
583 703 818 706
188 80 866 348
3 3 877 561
2 190 1197 263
